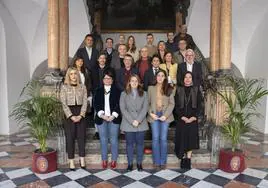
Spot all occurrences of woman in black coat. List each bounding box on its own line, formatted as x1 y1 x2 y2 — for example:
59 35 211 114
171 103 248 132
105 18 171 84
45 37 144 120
174 71 201 169
93 69 121 169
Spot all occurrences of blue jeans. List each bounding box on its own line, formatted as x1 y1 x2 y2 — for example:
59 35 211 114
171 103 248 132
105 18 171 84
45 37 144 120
125 131 145 165
97 121 119 161
151 112 169 165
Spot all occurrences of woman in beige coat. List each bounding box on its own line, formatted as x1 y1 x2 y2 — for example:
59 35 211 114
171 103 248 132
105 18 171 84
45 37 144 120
147 70 175 169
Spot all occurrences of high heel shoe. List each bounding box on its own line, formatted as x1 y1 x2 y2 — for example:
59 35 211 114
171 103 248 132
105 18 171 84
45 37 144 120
69 159 75 171
102 160 108 169
80 157 86 169
111 161 117 169
180 158 186 169
185 158 191 169
80 162 86 169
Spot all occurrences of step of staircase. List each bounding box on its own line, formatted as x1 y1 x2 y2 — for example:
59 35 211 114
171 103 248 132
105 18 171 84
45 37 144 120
82 139 208 152
51 126 212 165
81 149 210 164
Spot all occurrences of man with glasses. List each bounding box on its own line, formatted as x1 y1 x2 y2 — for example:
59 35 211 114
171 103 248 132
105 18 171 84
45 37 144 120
115 54 138 92
177 49 203 87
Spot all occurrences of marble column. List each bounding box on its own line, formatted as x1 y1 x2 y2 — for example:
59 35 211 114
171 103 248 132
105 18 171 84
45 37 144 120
45 0 66 164
220 0 232 70
210 0 221 72
59 0 69 73
48 0 59 71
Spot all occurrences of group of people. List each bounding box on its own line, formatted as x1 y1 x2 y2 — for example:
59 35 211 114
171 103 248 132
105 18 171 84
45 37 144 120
60 25 203 171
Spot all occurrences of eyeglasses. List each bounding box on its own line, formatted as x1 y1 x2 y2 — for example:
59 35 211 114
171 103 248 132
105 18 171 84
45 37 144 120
103 77 112 80
186 55 194 57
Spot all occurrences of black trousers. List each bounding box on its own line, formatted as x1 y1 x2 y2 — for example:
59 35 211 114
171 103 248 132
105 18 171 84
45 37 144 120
64 105 86 159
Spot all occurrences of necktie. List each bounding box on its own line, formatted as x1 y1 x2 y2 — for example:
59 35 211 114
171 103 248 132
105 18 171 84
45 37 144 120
154 68 158 75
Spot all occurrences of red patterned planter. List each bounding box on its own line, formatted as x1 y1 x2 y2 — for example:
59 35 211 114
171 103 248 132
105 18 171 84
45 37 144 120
32 148 57 174
218 148 246 173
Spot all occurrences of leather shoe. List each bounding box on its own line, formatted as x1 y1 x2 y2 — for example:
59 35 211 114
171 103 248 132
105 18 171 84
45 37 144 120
102 160 108 169
127 164 133 171
137 163 143 171
93 132 99 140
111 161 117 169
160 164 166 170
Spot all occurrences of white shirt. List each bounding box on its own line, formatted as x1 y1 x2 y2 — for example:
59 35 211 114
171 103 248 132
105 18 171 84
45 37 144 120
97 85 119 118
153 67 159 75
107 48 112 55
86 46 92 60
186 62 194 72
104 85 111 116
79 71 85 85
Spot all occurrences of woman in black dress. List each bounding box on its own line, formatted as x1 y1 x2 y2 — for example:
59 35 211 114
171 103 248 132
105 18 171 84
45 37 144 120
174 71 201 169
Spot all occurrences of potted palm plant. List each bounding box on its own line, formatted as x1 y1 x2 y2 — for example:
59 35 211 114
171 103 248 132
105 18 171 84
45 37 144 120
217 76 268 173
10 79 63 173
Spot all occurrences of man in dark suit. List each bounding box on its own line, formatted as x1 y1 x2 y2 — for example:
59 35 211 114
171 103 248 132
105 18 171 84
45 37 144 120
174 25 196 50
102 38 117 67
143 54 163 91
90 53 113 94
77 34 99 71
177 49 203 87
116 54 138 92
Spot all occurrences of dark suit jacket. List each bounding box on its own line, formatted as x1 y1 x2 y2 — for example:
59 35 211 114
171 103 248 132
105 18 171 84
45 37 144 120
116 67 138 92
93 85 122 125
177 62 203 87
77 47 99 71
102 48 117 67
143 67 164 91
90 65 114 94
110 53 123 71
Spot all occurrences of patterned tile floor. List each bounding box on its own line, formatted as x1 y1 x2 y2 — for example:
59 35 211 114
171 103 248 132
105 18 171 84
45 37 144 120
0 130 268 187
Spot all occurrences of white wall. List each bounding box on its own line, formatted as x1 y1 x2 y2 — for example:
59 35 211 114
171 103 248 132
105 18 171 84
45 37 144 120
31 0 90 75
0 1 30 134
249 80 268 134
0 0 91 135
0 17 9 135
188 0 268 77
69 0 91 56
187 0 210 58
243 2 268 134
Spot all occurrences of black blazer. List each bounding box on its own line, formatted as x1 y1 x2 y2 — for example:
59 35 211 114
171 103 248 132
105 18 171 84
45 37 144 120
90 65 114 94
115 67 138 91
102 48 117 67
93 85 122 125
143 67 164 91
177 62 203 87
77 47 99 71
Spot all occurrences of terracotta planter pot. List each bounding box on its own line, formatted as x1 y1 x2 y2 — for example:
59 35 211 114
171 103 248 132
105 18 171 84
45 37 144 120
32 148 57 174
218 148 246 173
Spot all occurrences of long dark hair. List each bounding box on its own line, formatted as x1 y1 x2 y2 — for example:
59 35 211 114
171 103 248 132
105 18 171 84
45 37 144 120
155 69 173 96
73 57 86 74
126 35 137 53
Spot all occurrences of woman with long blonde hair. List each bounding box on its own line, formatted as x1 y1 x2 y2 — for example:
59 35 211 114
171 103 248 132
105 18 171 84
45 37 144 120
60 67 88 170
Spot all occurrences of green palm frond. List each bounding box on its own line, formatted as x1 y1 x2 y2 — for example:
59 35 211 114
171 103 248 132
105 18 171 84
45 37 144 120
218 76 268 151
10 80 63 153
